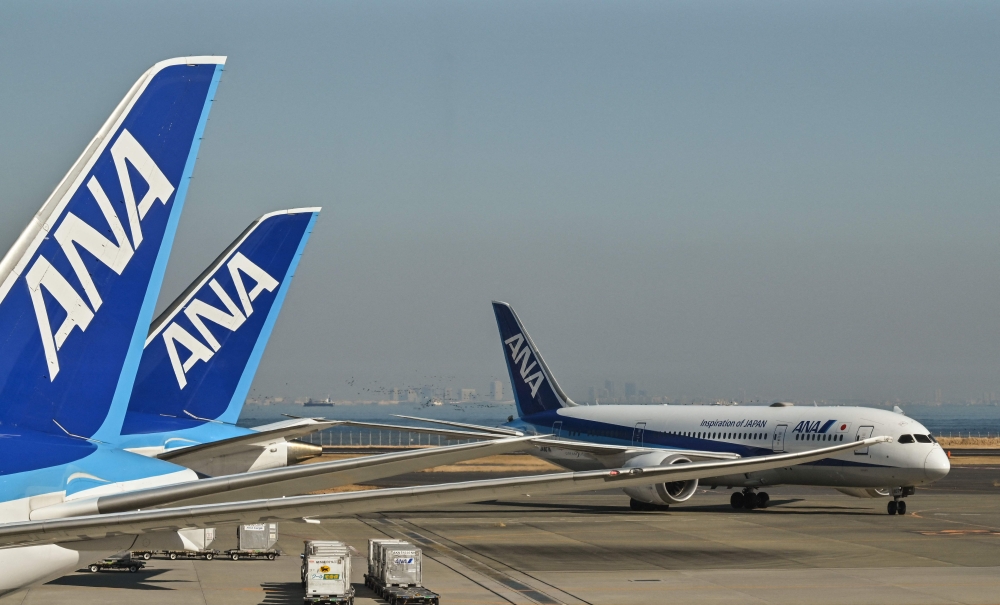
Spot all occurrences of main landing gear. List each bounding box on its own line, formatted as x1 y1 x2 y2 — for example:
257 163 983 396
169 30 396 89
887 486 915 515
730 488 769 510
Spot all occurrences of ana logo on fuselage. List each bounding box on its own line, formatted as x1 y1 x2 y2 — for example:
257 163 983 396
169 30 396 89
162 252 278 389
792 420 838 434
27 129 174 381
504 333 545 398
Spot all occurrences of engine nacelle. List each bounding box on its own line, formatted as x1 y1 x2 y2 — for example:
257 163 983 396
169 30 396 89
835 487 891 499
621 452 699 505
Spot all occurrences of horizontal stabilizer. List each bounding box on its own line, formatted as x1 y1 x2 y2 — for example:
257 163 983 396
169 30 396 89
155 419 337 465
9 436 890 547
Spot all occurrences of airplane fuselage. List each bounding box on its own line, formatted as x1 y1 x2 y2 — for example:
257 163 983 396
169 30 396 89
508 404 950 489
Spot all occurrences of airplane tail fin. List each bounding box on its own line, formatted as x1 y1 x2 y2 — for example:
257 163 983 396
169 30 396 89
121 208 320 434
492 301 575 419
0 57 226 440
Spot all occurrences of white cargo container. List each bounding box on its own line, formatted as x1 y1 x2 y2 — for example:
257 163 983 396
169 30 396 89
365 540 438 604
378 543 422 586
302 540 354 605
366 539 407 578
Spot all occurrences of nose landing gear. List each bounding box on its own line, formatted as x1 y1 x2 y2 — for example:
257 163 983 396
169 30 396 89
887 486 915 515
730 488 770 510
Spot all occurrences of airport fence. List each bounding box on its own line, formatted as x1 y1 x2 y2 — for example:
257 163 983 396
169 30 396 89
301 426 481 448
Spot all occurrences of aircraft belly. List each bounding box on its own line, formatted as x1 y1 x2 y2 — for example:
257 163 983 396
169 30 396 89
703 464 925 488
531 448 604 472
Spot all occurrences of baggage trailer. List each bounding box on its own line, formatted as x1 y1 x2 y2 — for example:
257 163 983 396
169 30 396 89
133 528 219 560
365 539 439 605
301 540 354 605
132 549 219 561
226 523 281 561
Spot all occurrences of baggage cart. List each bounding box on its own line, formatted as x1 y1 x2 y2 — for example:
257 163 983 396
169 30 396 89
301 540 354 605
225 523 280 560
364 540 439 605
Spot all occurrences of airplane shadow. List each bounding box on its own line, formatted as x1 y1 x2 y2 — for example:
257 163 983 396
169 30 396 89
260 581 303 605
47 567 174 590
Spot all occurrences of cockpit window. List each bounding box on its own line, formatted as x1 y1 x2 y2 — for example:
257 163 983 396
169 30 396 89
897 434 915 444
914 434 932 444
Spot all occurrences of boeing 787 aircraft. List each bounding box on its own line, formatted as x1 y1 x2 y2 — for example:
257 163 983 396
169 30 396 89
349 301 949 515
0 57 885 595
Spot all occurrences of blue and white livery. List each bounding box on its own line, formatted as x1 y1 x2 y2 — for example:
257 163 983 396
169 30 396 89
394 301 950 514
116 208 328 474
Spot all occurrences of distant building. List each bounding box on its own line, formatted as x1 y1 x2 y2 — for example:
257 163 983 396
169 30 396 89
605 380 615 398
444 387 455 401
491 381 504 401
460 388 477 401
625 382 636 399
587 386 597 402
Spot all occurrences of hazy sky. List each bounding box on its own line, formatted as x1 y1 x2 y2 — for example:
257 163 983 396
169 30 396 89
1 1 998 403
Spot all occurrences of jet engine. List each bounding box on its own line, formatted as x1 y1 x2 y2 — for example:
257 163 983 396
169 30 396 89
835 487 891 499
621 452 699 505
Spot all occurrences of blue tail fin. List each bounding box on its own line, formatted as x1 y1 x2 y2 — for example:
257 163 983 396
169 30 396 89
0 57 226 440
492 301 575 418
121 208 320 435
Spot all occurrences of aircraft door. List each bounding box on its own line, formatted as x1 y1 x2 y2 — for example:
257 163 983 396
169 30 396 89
552 421 563 437
772 424 787 453
632 422 647 446
855 426 874 454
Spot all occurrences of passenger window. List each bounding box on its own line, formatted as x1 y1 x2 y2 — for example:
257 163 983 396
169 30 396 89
898 434 915 444
914 434 932 444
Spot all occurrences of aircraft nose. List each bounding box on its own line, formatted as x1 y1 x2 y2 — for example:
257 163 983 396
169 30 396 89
924 447 950 482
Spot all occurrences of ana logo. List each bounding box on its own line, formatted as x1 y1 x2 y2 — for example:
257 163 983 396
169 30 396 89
504 333 545 398
792 420 838 434
27 129 174 381
162 252 278 388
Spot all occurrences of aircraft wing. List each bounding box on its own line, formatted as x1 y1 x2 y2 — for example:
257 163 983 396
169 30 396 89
1 436 888 548
155 418 338 465
349 416 738 461
29 435 540 520
532 437 740 460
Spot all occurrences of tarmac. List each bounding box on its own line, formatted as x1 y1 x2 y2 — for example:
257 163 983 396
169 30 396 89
3 462 1000 605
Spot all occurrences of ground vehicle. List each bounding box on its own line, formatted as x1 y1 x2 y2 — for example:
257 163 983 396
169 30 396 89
88 555 145 573
365 540 439 605
131 549 219 560
226 523 281 560
301 540 354 605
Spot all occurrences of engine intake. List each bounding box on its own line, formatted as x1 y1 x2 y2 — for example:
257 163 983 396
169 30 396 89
621 452 699 505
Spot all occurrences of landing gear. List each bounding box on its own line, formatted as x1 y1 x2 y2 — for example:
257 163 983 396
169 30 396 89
731 488 769 510
629 498 669 512
887 486 914 515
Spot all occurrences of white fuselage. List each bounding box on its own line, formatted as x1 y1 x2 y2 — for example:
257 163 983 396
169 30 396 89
511 404 950 489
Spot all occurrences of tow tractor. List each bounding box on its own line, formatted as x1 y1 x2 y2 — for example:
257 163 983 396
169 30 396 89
88 555 145 573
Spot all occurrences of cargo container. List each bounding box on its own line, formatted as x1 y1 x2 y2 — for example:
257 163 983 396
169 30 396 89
225 523 280 560
365 539 439 605
132 528 218 560
301 540 354 605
